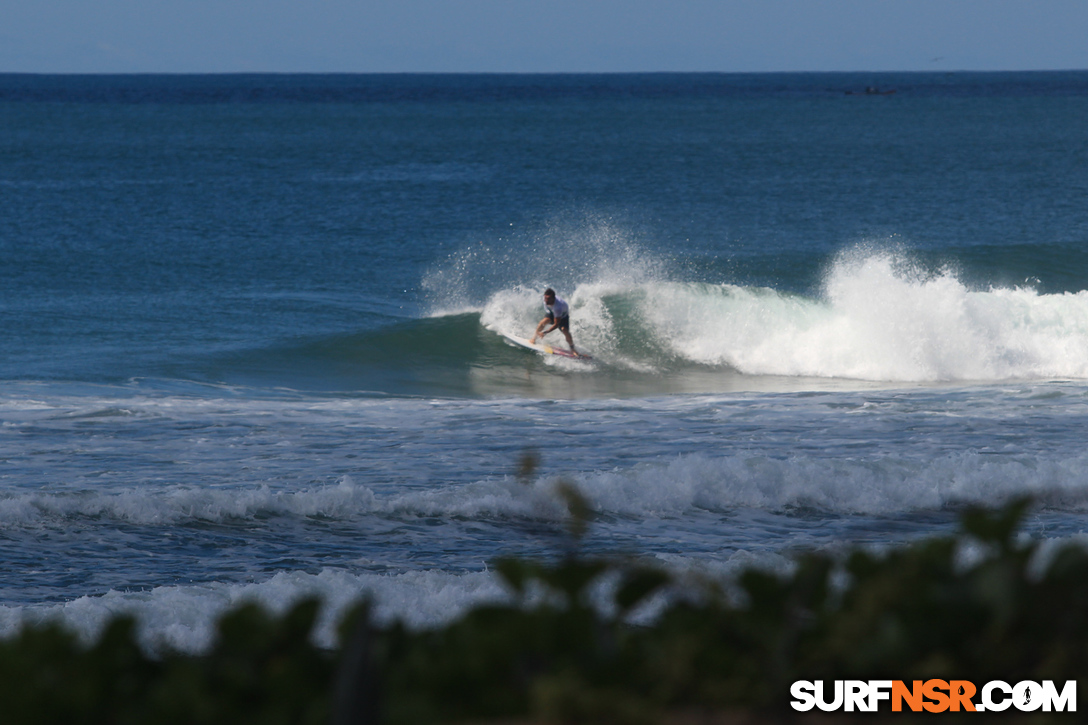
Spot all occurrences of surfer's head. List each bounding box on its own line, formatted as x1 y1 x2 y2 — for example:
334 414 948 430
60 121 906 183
543 288 556 303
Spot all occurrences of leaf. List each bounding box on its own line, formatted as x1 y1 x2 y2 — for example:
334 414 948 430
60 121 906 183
516 451 539 485
960 496 1031 551
554 479 592 541
494 558 541 595
615 569 670 615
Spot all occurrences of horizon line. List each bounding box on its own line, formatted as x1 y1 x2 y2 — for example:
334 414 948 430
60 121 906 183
3 68 1088 77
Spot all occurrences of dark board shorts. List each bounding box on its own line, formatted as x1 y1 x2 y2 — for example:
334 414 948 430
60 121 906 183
546 313 570 331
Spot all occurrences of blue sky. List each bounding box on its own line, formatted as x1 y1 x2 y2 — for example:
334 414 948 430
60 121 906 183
2 0 1087 73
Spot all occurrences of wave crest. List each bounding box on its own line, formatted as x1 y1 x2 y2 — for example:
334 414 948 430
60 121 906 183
480 249 1088 382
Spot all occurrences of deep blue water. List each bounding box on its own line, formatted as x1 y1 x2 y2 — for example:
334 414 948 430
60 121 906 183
3 72 1088 650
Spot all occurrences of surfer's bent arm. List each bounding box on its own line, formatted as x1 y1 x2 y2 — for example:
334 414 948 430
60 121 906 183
531 315 553 342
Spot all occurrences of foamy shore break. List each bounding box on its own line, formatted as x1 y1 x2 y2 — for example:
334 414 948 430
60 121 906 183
2 498 1085 723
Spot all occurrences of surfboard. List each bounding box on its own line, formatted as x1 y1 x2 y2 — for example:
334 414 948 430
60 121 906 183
500 332 591 360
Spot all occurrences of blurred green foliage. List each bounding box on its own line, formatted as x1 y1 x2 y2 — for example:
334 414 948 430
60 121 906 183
0 600 334 725
3 496 1086 723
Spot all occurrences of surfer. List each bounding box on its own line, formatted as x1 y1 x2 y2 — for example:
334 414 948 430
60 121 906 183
531 288 579 356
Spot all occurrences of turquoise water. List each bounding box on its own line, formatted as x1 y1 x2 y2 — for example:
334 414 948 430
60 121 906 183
3 72 1088 650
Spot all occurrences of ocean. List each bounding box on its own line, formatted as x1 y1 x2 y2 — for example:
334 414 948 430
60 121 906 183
3 71 1088 652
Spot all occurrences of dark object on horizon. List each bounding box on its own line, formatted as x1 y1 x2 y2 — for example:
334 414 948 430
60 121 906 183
846 86 897 95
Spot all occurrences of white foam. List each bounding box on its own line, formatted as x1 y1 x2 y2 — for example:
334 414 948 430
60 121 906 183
398 448 1088 518
0 477 378 528
650 251 1088 381
572 451 1088 515
0 548 801 655
7 448 1088 528
10 531 1084 656
0 568 506 654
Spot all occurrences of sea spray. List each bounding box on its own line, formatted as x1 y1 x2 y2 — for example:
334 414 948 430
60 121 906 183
422 214 671 317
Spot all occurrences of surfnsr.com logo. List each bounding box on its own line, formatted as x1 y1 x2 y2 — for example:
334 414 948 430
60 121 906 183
790 680 1076 713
